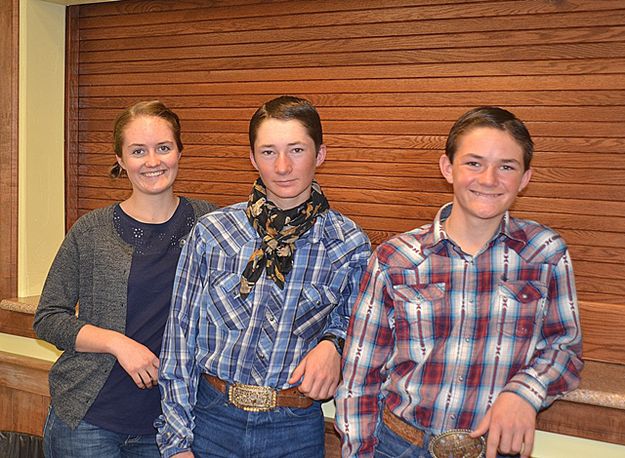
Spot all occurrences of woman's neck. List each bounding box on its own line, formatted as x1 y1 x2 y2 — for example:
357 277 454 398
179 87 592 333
120 192 180 223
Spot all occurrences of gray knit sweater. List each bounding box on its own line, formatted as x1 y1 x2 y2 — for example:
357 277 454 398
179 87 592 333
33 198 216 429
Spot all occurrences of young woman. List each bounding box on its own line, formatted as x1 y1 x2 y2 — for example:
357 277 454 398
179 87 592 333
34 100 217 457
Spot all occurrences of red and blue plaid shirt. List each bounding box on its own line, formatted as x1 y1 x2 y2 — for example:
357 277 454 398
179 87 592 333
336 203 583 456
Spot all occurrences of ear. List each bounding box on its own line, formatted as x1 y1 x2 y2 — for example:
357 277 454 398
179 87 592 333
249 149 259 172
518 167 533 192
315 144 327 167
116 154 126 170
439 154 453 184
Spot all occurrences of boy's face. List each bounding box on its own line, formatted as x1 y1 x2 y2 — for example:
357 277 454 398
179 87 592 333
439 126 532 227
250 118 326 210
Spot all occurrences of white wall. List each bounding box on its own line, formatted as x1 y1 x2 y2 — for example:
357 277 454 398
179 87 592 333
18 0 66 296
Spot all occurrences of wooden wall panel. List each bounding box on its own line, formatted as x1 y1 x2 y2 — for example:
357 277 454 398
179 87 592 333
0 351 51 437
0 0 18 299
67 1 625 354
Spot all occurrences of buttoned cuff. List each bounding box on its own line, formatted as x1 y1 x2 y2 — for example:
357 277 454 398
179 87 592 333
502 372 547 412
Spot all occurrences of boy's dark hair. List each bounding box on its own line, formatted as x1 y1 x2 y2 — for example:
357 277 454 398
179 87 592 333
249 96 323 153
445 106 534 171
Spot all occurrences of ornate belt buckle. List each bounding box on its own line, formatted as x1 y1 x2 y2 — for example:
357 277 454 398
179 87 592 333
428 429 486 458
228 383 277 412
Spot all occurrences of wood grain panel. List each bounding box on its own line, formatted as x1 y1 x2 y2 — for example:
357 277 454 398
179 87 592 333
67 0 625 354
0 352 51 436
536 400 625 446
0 0 18 299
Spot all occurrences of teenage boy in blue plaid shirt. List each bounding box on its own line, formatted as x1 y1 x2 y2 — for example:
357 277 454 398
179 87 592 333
157 96 371 458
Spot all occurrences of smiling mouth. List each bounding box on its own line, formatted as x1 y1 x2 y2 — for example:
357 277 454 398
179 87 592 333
142 170 166 177
471 191 502 198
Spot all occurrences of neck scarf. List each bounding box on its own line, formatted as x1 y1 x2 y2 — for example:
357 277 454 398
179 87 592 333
240 178 330 298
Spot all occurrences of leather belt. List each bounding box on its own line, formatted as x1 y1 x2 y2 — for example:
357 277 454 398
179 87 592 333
382 406 486 458
382 405 426 447
202 374 313 412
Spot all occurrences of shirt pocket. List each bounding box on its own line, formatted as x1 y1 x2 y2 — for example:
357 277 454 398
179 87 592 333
206 271 251 330
292 285 338 342
497 280 547 339
392 282 447 355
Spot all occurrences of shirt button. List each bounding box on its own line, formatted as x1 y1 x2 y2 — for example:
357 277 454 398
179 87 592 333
458 376 464 382
258 353 265 360
465 337 470 342
450 414 456 420
521 293 529 300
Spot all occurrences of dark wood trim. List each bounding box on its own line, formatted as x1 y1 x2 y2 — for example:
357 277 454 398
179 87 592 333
64 5 80 231
537 400 625 446
0 309 37 339
0 0 19 299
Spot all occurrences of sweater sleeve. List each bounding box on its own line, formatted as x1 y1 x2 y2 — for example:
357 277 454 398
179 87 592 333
33 223 89 352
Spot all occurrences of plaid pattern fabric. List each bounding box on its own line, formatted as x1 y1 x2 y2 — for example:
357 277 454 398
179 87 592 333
336 203 583 457
157 202 371 458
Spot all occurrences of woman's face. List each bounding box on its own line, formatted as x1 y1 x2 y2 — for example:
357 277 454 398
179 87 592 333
117 115 181 198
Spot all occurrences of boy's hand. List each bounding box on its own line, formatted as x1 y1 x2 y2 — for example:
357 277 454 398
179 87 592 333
470 392 536 458
288 340 340 400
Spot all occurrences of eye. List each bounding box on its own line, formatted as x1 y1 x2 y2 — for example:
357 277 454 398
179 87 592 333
465 161 480 168
501 164 517 171
130 148 145 156
260 149 275 156
292 147 304 154
157 144 172 153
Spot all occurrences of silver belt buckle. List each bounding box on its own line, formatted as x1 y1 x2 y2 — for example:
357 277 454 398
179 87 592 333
428 429 486 458
227 383 277 412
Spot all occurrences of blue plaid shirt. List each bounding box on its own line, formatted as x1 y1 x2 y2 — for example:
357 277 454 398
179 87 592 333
157 202 371 457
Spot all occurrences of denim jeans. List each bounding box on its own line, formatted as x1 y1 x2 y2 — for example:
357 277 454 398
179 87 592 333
374 422 431 458
374 420 520 458
191 377 325 457
43 406 160 458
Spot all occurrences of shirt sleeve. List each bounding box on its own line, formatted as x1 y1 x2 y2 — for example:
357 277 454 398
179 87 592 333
503 249 584 411
335 253 395 457
156 223 207 458
322 231 372 339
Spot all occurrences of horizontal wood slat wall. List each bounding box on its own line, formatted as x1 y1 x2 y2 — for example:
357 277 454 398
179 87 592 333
67 1 625 343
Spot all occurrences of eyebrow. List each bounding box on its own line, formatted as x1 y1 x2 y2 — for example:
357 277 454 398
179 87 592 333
127 141 174 148
257 141 306 149
465 153 521 164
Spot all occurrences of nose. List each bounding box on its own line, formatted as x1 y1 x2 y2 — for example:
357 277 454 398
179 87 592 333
274 152 292 175
479 165 497 186
145 149 161 168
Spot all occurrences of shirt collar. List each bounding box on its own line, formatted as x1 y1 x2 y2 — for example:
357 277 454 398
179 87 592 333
309 210 345 244
426 202 528 256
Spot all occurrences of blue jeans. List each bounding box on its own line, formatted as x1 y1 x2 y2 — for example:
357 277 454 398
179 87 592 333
192 377 325 457
43 406 160 458
374 422 431 458
374 420 520 458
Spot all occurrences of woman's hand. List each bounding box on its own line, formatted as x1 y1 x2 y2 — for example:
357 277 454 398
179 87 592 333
75 324 160 389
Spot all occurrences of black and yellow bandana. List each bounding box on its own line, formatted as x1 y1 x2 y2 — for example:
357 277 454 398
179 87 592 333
240 178 329 298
